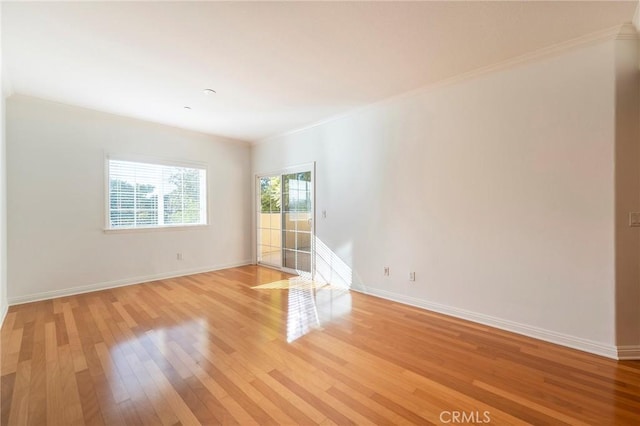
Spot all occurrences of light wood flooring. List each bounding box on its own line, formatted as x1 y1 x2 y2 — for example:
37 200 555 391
1 265 639 425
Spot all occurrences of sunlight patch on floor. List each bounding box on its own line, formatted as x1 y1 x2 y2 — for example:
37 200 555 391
252 278 336 290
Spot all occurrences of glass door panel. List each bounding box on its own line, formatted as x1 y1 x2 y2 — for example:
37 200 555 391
282 172 312 273
257 176 282 267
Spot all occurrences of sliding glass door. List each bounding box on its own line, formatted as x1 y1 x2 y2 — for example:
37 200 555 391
283 171 312 273
257 176 282 268
257 165 314 275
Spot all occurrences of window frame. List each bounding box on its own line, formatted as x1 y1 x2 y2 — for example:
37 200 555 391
104 154 209 233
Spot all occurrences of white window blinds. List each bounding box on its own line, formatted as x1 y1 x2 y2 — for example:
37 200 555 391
107 159 207 229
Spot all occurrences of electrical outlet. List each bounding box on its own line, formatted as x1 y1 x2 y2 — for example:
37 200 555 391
409 272 416 281
630 212 640 227
384 267 390 276
177 253 183 260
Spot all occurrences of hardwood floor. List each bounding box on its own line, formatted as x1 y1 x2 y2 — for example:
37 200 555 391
1 265 639 425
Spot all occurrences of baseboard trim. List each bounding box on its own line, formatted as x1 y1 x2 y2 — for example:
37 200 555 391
617 345 640 360
8 260 253 306
350 284 619 360
0 302 8 328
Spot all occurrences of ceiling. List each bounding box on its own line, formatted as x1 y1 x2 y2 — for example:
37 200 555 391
2 1 638 143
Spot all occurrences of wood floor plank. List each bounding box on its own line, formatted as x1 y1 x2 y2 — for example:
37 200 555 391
26 317 46 426
250 374 319 424
1 372 16 426
58 344 84 425
1 265 639 425
7 360 32 425
141 359 202 426
474 380 593 425
62 302 88 373
269 368 374 425
94 342 130 404
169 341 258 425
83 344 126 426
2 327 23 376
44 322 65 426
124 353 179 426
75 369 105 426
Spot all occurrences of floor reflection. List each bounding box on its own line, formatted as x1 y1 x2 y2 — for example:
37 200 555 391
253 277 352 343
287 286 320 342
111 318 211 384
315 285 351 324
286 281 352 343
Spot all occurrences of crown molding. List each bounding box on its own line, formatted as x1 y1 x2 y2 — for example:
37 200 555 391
616 23 639 40
256 23 638 145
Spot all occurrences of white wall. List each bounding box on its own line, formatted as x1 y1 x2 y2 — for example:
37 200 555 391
614 37 640 350
253 40 622 355
0 3 8 324
0 91 6 324
7 96 252 303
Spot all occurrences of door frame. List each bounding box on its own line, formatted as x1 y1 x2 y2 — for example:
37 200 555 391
255 162 316 278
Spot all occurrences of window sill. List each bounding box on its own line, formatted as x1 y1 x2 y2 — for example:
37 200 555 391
103 224 209 234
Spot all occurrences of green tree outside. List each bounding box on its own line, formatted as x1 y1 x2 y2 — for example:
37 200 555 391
165 168 202 224
261 176 281 213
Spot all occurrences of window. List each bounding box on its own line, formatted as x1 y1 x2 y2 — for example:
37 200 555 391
107 158 207 230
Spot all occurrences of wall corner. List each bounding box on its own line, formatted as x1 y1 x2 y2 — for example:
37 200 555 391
614 35 640 352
